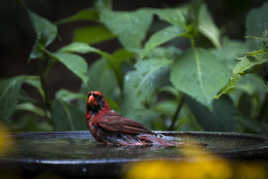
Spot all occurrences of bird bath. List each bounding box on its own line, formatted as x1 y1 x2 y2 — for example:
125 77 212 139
0 131 267 178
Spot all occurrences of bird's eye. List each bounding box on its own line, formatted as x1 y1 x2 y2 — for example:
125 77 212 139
96 95 102 101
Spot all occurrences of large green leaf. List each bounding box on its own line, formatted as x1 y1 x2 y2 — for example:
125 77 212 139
233 54 268 75
235 74 268 95
82 58 119 100
154 8 187 27
48 52 88 84
73 25 115 44
246 3 268 50
59 42 132 88
16 102 50 118
170 48 231 106
217 48 268 98
51 99 87 131
141 26 185 59
210 39 248 70
99 9 153 52
57 8 98 24
121 59 171 126
28 11 57 59
0 76 24 121
23 76 44 99
185 95 240 131
198 4 221 48
145 46 182 61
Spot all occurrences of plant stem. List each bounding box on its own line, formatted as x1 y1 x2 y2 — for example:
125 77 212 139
38 59 52 124
168 94 185 130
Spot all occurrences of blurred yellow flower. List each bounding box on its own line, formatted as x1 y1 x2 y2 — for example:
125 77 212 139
124 141 267 179
235 163 267 179
0 123 14 156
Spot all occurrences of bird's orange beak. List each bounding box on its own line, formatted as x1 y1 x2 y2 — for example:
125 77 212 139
88 95 95 104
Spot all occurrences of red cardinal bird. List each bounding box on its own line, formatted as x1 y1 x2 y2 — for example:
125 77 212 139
85 91 176 146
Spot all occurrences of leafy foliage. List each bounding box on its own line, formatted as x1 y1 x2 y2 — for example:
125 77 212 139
171 48 231 106
2 1 268 135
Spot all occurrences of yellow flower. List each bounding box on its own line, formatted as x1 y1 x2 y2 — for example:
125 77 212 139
0 123 14 156
235 163 267 179
124 141 232 179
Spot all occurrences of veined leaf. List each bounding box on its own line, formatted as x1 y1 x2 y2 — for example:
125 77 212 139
48 52 88 84
233 54 268 75
210 39 248 70
215 51 268 98
170 48 231 106
99 8 153 52
121 59 171 126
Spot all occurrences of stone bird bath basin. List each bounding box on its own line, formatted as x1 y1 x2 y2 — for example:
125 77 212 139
0 131 267 178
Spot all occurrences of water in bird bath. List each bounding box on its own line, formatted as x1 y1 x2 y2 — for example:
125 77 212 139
0 131 267 177
5 131 267 162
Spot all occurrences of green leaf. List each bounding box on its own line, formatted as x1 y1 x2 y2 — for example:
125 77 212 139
246 3 268 50
154 8 187 27
185 95 239 131
159 86 179 97
233 54 268 75
23 76 44 99
100 9 153 52
59 42 128 88
28 11 57 59
59 42 97 54
153 100 177 116
16 102 50 118
121 59 171 126
73 25 115 44
235 74 268 95
56 89 86 102
217 49 268 98
145 46 182 60
0 76 24 121
141 26 185 58
170 48 231 106
49 52 88 84
81 58 119 100
57 8 98 24
210 39 248 70
51 99 87 131
198 4 221 48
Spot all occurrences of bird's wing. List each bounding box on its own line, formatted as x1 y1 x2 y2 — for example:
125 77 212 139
97 111 152 134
